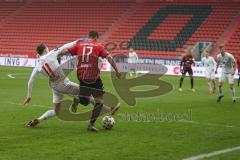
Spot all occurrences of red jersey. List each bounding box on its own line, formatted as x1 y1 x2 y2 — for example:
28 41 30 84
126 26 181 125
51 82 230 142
181 54 194 70
68 40 108 80
237 58 240 69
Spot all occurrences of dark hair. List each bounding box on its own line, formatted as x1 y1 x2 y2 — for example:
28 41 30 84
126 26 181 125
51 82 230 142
88 31 99 39
219 45 225 49
36 43 46 55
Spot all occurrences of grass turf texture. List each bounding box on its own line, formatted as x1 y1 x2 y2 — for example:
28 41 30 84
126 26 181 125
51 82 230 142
0 66 240 160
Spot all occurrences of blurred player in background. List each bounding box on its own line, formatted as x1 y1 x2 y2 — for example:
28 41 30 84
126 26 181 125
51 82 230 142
179 46 195 92
215 45 237 103
60 31 121 132
236 55 240 87
201 51 217 93
128 47 139 77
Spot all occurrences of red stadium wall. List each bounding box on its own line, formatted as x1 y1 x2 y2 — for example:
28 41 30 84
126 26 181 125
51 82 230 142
1 0 240 59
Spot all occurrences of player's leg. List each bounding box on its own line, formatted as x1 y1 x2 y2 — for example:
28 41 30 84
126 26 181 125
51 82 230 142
133 61 138 77
87 78 120 132
212 79 216 93
211 70 216 92
27 90 63 127
179 70 186 91
212 76 216 93
189 69 195 92
86 78 106 131
53 79 91 113
207 78 213 93
88 94 104 132
205 70 212 93
64 80 81 112
217 73 225 102
27 108 56 127
238 70 240 87
228 74 236 103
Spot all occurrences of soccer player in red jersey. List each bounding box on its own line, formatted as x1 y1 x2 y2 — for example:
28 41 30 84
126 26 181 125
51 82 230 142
179 46 195 92
60 31 121 132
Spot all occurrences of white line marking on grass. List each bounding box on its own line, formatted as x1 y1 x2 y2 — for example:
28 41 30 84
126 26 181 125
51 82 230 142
183 146 240 160
0 102 51 108
181 120 238 128
7 74 15 79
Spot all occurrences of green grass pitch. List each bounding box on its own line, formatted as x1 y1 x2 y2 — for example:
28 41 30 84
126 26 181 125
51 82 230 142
0 66 240 160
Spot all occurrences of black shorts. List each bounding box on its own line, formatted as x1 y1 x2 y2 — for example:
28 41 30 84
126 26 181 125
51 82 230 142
182 68 193 76
79 78 104 106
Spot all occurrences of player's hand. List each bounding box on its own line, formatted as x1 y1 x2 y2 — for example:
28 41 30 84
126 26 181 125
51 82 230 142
23 97 31 106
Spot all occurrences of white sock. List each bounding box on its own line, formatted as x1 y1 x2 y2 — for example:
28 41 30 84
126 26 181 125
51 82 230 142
38 109 56 122
230 88 236 100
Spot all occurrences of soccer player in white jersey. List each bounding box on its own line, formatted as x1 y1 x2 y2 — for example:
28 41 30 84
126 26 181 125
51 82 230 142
23 41 81 127
128 47 139 77
215 45 237 103
201 51 217 93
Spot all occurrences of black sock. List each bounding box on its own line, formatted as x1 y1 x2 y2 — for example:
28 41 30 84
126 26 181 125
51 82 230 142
90 103 103 125
190 78 194 89
179 77 184 88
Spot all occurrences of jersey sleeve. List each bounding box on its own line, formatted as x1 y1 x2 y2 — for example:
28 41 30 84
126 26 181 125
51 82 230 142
180 56 185 65
27 67 39 97
99 45 108 58
68 44 79 56
59 41 77 52
229 54 236 63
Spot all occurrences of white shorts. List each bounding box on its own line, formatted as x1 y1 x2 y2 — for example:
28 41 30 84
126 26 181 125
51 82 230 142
205 69 215 80
50 78 79 103
219 72 234 84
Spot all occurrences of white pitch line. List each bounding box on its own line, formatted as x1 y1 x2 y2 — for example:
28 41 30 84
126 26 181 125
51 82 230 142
183 146 240 160
7 74 15 79
181 120 237 128
0 101 51 108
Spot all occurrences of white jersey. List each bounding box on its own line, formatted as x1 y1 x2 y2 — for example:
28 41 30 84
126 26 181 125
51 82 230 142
201 56 216 71
27 41 77 97
217 52 236 74
128 51 138 63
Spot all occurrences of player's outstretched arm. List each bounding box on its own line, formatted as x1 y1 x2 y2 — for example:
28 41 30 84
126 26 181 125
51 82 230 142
23 67 39 105
56 40 78 57
58 48 69 58
107 55 121 79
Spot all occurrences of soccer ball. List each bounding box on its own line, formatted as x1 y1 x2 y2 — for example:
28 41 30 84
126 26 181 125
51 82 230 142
102 116 115 129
